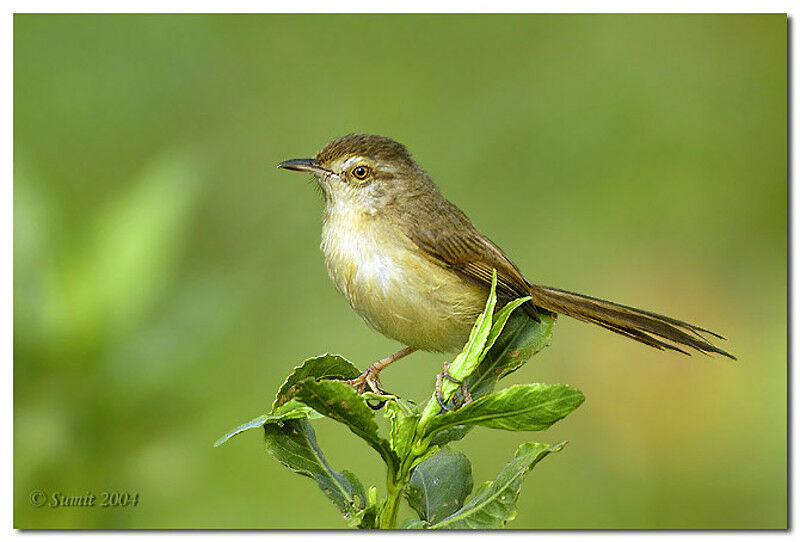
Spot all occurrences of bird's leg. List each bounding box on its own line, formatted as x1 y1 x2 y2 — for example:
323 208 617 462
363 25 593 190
435 370 449 411
435 361 473 412
461 378 473 405
343 346 416 395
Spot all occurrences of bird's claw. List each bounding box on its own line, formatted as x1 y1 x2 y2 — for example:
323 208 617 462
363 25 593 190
435 363 473 413
342 367 397 410
342 367 385 395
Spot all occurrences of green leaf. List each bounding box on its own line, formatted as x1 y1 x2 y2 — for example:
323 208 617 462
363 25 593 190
264 418 366 521
447 271 499 382
273 354 362 409
293 379 394 465
471 311 556 398
428 442 564 529
420 272 498 423
355 505 380 529
216 415 271 448
428 425 472 447
385 398 420 460
481 296 532 358
405 447 473 524
430 312 556 446
424 383 584 438
214 399 319 447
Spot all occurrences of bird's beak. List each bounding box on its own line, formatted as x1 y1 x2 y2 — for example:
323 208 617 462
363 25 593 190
277 158 327 174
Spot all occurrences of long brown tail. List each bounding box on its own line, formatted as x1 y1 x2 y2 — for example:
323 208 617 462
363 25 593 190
527 284 735 359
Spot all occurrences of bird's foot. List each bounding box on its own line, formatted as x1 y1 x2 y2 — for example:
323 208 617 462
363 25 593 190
342 366 390 410
435 362 473 412
342 365 385 395
340 346 416 407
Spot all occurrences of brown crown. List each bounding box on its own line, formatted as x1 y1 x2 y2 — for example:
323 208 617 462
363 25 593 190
316 133 415 166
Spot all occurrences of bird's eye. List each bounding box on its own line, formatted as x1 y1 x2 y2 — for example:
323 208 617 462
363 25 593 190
352 166 370 180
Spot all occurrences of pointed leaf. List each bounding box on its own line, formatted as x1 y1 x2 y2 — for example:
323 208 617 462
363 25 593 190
420 272 498 423
385 398 420 460
293 379 394 465
214 399 320 447
481 296 532 358
424 383 584 438
273 353 362 409
470 311 556 399
264 418 366 520
447 271 498 382
429 442 564 529
405 447 473 524
431 313 556 446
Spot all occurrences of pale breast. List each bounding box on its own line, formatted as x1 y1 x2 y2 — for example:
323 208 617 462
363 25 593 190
320 206 487 352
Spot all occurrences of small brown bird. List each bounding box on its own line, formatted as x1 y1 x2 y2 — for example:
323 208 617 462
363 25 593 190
278 134 733 393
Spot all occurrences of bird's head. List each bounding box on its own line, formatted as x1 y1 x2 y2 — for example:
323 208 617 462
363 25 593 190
278 133 433 214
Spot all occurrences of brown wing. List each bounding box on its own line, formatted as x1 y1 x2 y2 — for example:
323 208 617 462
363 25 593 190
402 194 734 358
404 197 543 320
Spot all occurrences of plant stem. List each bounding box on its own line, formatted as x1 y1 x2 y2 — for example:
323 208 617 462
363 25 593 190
379 450 420 529
380 476 404 529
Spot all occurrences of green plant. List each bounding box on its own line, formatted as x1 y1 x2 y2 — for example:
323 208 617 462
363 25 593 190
215 273 584 529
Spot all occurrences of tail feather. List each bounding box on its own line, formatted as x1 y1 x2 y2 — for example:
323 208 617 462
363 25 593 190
527 284 735 359
585 315 690 355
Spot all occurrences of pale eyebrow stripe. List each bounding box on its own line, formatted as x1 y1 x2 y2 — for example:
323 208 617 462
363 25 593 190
342 156 363 169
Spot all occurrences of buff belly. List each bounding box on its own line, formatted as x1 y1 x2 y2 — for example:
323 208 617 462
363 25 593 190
321 215 487 353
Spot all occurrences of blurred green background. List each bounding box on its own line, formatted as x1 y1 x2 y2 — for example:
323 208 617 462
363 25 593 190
14 14 786 529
